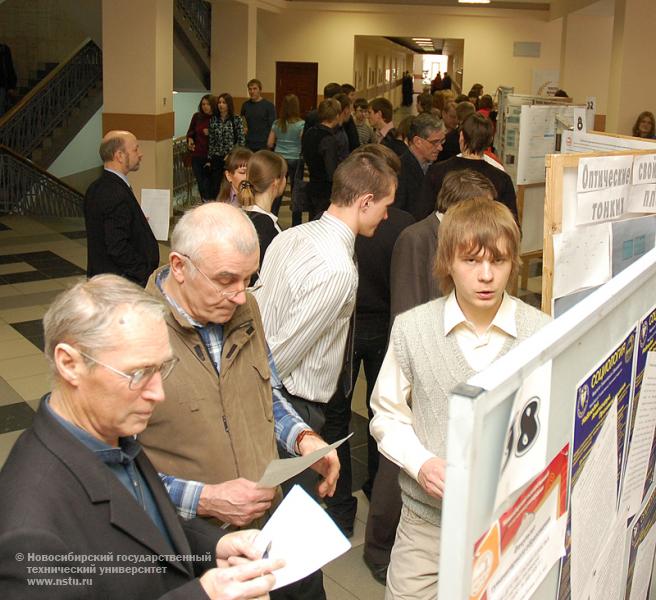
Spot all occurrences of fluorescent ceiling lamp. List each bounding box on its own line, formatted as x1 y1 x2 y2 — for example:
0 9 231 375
458 0 491 3
413 38 432 41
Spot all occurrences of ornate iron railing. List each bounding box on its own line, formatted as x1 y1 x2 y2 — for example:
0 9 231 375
0 38 102 157
176 0 211 52
0 145 84 216
172 136 198 210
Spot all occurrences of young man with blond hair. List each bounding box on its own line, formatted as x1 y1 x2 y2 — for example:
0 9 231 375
370 198 550 599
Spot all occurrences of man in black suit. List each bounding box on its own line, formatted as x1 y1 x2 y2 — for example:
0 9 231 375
394 114 444 220
84 131 160 287
0 275 281 599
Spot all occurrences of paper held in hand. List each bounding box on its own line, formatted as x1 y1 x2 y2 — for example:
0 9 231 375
254 485 352 589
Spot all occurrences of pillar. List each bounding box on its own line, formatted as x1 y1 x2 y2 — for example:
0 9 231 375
211 0 258 110
101 0 173 202
606 0 656 135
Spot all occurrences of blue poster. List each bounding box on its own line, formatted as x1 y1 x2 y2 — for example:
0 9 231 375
636 306 656 497
558 326 637 600
626 483 656 600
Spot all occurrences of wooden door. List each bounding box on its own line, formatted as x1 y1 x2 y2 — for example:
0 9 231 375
275 62 318 118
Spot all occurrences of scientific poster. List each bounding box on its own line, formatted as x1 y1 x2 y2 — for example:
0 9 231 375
471 447 568 600
557 326 637 600
625 484 656 600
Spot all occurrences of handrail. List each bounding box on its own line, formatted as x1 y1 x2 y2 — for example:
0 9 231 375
0 38 102 157
0 144 84 216
172 135 198 210
0 38 94 128
175 0 211 52
0 144 82 197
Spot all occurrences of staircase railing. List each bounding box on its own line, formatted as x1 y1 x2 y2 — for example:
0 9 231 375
0 145 84 216
172 136 198 211
0 38 102 158
175 0 211 53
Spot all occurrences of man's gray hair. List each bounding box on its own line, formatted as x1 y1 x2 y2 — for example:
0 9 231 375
408 113 444 142
43 275 166 378
170 203 259 262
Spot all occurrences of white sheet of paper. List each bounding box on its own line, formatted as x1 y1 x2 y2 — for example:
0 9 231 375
590 511 629 600
632 154 656 186
494 361 552 510
577 155 634 194
552 223 611 299
487 490 567 600
254 485 351 589
140 189 170 241
620 353 656 517
629 514 656 600
628 183 656 214
257 434 352 488
570 398 618 600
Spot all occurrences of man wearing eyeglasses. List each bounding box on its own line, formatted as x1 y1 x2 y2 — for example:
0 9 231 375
0 275 282 599
139 202 339 539
394 114 445 221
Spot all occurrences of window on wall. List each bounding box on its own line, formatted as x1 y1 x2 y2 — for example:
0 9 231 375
422 54 449 84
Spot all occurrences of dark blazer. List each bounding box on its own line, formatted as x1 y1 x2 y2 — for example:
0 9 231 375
84 170 160 287
381 131 407 158
394 150 426 220
390 213 441 319
437 127 460 163
0 402 222 599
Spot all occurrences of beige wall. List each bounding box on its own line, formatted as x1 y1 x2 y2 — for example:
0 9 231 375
353 36 414 105
0 0 88 87
560 13 613 114
254 6 563 100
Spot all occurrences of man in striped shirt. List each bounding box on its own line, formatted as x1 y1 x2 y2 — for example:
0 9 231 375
254 151 397 599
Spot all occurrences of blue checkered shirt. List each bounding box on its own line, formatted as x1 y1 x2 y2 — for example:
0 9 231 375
156 268 307 519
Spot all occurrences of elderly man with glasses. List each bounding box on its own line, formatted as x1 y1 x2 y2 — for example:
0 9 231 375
140 202 339 538
0 274 283 599
394 114 445 221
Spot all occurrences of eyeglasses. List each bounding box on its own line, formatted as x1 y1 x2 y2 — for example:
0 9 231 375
181 254 262 299
77 350 179 390
422 136 445 147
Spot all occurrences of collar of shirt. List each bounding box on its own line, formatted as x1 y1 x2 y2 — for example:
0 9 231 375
444 290 517 344
434 211 444 222
246 204 281 229
410 147 430 173
156 267 225 373
377 121 394 141
44 395 141 466
320 211 356 254
104 167 131 189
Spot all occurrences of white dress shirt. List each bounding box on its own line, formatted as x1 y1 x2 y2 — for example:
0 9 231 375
370 292 517 479
254 212 358 403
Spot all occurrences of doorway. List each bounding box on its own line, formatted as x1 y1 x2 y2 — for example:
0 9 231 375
275 61 319 117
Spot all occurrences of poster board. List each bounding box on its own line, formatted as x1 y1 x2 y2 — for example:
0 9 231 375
439 248 656 600
542 149 656 314
496 94 576 185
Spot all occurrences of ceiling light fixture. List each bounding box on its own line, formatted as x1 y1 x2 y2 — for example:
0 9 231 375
458 0 491 3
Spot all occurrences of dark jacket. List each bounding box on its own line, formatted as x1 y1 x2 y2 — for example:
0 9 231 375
302 124 339 201
437 127 461 163
0 43 17 89
343 116 360 152
0 402 222 599
381 130 407 158
418 156 518 223
390 213 441 319
395 149 427 220
84 170 160 287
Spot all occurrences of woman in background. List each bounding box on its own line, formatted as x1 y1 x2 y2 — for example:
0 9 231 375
208 92 246 197
632 111 656 139
186 94 214 202
217 146 253 206
268 94 304 223
238 149 288 276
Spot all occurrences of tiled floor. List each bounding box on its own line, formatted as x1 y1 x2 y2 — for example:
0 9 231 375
0 210 389 600
0 205 541 600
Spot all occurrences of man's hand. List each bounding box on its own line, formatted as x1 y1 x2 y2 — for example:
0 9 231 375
215 530 263 567
187 137 195 151
417 457 446 499
197 478 275 526
297 432 340 498
199 558 284 600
